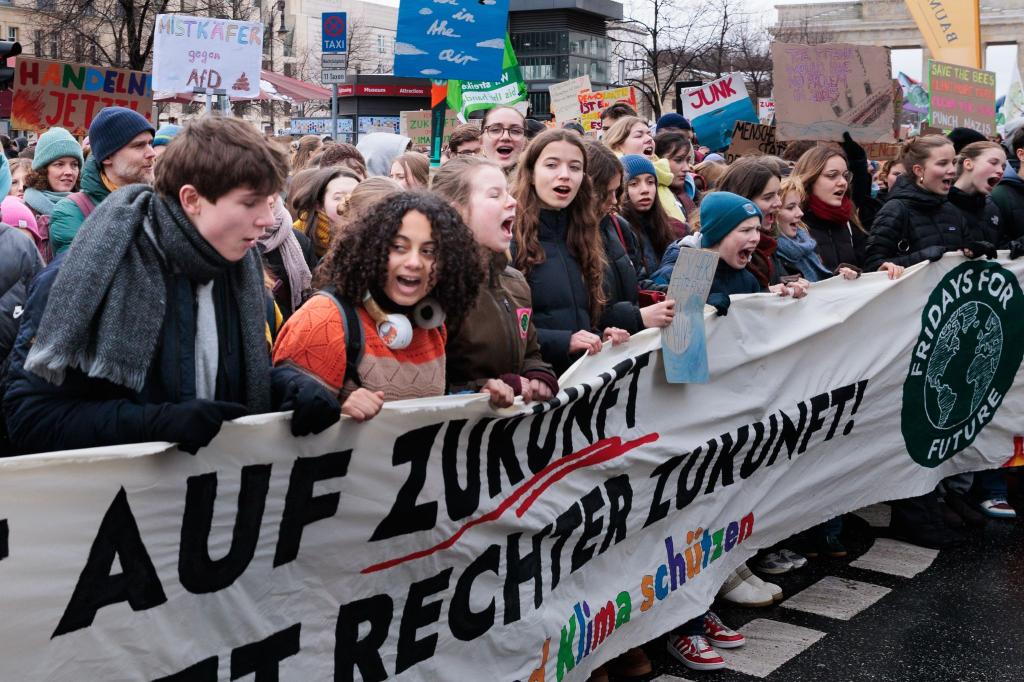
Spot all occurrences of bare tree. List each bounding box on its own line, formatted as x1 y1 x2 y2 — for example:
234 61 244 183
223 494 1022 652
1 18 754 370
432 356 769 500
770 15 836 46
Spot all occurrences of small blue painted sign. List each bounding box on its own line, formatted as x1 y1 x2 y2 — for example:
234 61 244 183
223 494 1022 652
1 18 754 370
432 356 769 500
393 0 509 81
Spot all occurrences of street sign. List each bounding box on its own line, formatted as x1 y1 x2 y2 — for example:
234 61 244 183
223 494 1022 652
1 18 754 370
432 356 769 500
322 12 347 53
321 53 348 69
321 71 348 84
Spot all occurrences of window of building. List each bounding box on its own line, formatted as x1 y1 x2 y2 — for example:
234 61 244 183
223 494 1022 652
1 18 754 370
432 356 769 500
511 31 568 55
377 35 386 54
520 56 568 81
74 34 84 62
33 29 42 56
7 27 16 42
48 32 58 59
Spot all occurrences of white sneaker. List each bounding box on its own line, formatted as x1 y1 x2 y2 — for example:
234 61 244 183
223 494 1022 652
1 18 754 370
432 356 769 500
737 562 782 602
779 548 808 568
718 567 774 607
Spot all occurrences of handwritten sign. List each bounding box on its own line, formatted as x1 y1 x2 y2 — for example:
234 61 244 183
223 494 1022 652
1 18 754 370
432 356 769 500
152 14 262 97
399 109 464 148
863 142 902 161
549 75 591 122
771 43 895 143
758 97 775 124
12 57 153 136
927 60 996 136
724 121 788 163
662 248 718 383
393 0 509 81
681 73 756 151
579 86 638 131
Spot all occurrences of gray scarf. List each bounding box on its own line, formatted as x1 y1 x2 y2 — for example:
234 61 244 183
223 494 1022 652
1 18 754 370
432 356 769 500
258 197 311 311
24 185 271 411
24 187 71 217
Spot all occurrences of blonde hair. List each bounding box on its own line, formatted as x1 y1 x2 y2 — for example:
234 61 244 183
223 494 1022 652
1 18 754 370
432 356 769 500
899 135 953 177
956 141 1005 176
602 116 647 153
776 176 808 237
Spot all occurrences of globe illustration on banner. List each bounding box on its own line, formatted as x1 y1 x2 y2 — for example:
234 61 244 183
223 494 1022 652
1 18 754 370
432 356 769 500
923 300 1001 430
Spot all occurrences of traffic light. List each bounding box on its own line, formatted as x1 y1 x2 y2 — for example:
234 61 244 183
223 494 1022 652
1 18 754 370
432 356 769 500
0 41 22 90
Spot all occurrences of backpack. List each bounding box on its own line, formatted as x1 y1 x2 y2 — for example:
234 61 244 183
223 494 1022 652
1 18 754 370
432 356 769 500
313 288 364 390
33 193 94 265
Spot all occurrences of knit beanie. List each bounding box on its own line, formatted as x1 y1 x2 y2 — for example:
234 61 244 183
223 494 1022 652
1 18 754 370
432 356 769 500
656 113 692 132
1 196 38 237
31 127 84 171
700 191 763 248
621 154 658 183
153 124 182 148
947 127 987 154
88 106 155 164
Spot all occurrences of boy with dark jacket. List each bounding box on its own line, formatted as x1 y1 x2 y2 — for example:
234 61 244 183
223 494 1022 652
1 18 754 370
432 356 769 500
3 117 340 455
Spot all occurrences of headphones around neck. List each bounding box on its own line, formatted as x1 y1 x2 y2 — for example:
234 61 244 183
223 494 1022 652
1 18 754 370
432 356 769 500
362 293 445 349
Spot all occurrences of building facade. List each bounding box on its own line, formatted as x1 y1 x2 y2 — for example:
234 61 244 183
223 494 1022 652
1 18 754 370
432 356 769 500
775 0 1024 75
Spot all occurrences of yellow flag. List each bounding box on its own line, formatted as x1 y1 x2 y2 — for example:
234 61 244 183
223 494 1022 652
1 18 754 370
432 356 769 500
905 0 981 69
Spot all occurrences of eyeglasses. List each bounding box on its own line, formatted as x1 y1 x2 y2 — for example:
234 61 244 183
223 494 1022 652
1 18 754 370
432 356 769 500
823 170 853 181
455 149 481 156
484 124 525 139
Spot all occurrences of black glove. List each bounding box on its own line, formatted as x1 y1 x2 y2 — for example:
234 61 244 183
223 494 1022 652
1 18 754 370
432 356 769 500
920 245 947 262
963 241 998 260
147 399 250 454
707 292 730 317
1009 239 1024 260
280 378 341 436
841 132 866 162
637 280 669 293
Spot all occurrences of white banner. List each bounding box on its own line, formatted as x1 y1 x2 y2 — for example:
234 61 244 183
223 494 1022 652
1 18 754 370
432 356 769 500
0 255 1022 681
152 14 263 97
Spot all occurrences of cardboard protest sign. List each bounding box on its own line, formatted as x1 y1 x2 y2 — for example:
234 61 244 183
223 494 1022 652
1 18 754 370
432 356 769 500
12 57 153 136
393 0 509 81
0 255 1021 680
446 35 527 121
662 248 718 383
772 43 896 143
864 142 902 161
579 86 638 131
549 75 591 122
927 60 996 136
152 15 262 97
680 73 757 151
724 121 788 163
758 97 775 124
400 109 463 148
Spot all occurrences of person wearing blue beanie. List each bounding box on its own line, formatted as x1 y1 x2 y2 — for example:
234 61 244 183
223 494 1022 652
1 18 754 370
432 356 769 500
656 113 693 137
88 106 155 168
31 127 84 173
621 153 657 183
153 124 182 156
699 191 762 248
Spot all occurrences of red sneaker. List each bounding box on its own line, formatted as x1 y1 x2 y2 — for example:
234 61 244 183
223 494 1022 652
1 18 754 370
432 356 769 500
666 634 726 671
703 611 746 648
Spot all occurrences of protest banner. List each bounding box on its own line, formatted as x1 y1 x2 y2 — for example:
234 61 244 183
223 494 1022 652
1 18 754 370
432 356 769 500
681 73 757 151
758 97 775 124
446 35 527 121
400 109 463 149
723 121 788 163
12 57 153 136
927 60 997 136
772 43 896 143
579 86 638 131
152 14 262 97
864 142 902 161
997 67 1024 131
905 0 982 69
0 255 1021 680
662 249 717 383
549 75 591 123
393 0 509 81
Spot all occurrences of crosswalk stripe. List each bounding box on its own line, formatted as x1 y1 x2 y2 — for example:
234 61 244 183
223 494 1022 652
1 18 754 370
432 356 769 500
849 537 939 578
718 618 826 678
853 503 892 528
781 576 892 620
650 676 696 682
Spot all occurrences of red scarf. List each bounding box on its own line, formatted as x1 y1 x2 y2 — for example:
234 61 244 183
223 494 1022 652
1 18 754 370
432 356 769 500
748 232 777 289
808 194 855 225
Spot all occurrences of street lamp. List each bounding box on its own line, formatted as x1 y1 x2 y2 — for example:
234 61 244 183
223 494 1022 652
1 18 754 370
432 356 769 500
266 0 288 134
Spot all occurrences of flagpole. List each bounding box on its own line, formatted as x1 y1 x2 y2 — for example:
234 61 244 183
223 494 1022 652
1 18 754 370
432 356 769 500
974 0 982 69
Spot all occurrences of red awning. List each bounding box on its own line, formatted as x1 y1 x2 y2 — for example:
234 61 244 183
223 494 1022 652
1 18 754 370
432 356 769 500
154 69 331 104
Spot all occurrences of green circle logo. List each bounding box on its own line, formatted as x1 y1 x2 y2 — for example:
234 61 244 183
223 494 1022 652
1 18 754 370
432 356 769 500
902 262 1024 467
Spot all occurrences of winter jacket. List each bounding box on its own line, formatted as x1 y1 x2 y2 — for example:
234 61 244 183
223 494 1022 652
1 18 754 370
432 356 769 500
803 210 868 271
511 209 598 375
600 215 644 334
990 166 1024 243
709 259 761 300
2 253 295 454
0 225 43 363
261 228 317 320
864 175 967 271
947 186 1004 246
49 155 110 255
445 252 557 394
356 132 412 177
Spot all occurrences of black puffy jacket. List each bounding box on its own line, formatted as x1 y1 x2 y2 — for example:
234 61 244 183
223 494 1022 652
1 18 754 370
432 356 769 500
947 186 1004 245
990 171 1024 243
803 210 868 271
864 175 967 271
600 214 644 334
0 225 42 364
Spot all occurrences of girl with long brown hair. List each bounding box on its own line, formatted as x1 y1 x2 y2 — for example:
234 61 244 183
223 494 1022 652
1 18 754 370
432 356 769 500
511 129 628 373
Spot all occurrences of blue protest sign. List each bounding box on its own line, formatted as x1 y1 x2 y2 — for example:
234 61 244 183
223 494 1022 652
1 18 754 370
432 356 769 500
322 12 347 53
393 0 509 81
662 248 718 384
682 72 757 152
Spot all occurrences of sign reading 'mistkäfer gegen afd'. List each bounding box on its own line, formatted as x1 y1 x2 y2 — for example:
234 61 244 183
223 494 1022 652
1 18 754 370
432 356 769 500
393 0 509 81
152 14 263 97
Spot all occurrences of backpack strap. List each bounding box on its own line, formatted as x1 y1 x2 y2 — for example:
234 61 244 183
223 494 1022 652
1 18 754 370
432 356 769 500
313 287 363 389
67 192 95 220
609 213 628 252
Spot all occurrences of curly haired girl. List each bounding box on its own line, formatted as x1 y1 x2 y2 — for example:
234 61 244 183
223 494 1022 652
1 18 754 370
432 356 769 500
274 191 508 421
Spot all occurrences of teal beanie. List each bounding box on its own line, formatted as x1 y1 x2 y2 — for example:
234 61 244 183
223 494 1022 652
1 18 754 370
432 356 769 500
699 192 763 248
32 127 84 171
